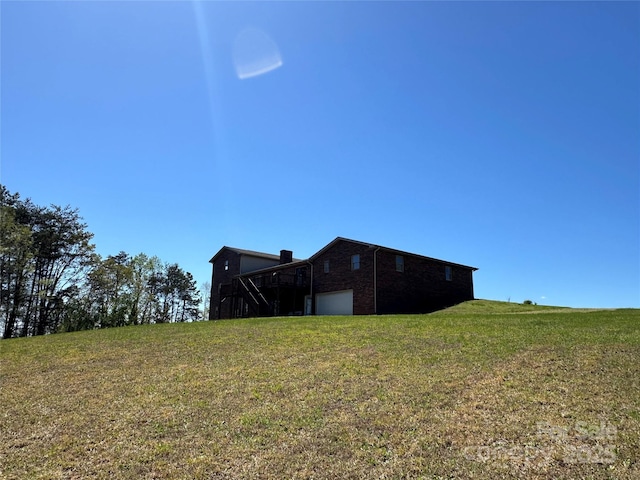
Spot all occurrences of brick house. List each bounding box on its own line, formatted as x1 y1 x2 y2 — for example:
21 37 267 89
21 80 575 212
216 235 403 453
208 237 477 319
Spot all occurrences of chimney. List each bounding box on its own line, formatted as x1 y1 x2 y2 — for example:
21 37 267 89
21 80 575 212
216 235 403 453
280 250 293 264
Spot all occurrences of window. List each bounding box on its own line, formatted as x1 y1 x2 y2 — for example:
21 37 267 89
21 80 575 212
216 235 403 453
445 265 452 281
296 267 306 286
396 255 404 272
351 254 360 270
324 259 330 273
224 260 229 271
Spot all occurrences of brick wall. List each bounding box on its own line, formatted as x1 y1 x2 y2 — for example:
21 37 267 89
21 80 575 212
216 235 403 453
375 250 474 314
209 249 242 319
311 240 376 314
210 240 476 318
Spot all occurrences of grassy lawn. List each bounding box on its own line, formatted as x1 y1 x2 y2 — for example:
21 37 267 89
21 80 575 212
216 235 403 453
1 300 638 479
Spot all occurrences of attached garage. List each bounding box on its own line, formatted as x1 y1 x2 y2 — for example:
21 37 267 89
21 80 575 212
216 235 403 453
315 290 353 315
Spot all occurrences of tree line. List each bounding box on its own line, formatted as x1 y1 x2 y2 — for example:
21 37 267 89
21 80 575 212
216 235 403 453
0 186 202 339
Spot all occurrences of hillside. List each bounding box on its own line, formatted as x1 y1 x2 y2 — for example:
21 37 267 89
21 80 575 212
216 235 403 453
1 301 638 479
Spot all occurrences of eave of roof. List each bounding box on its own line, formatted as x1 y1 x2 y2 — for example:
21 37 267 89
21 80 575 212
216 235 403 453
210 237 477 271
237 259 310 276
209 246 280 264
310 237 478 271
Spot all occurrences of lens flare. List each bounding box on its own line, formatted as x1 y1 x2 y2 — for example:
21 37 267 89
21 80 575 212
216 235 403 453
233 27 283 80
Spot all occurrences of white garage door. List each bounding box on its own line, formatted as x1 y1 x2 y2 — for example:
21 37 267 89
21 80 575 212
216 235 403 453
316 290 353 315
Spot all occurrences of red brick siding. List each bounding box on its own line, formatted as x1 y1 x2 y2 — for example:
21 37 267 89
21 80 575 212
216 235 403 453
375 250 474 314
311 240 376 314
209 250 242 319
210 240 476 318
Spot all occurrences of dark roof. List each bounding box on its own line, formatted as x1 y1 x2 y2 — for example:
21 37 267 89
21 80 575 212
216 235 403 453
210 237 477 271
209 246 301 264
209 246 279 264
310 237 478 271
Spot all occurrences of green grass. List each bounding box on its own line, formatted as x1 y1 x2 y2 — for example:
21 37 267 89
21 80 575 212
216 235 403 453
1 300 639 479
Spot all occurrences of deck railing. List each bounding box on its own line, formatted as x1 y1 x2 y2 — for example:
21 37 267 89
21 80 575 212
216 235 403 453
249 272 307 288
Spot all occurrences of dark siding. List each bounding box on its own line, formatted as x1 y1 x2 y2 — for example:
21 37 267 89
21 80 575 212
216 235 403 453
209 249 241 319
311 240 376 314
209 239 476 318
375 250 474 314
244 264 310 316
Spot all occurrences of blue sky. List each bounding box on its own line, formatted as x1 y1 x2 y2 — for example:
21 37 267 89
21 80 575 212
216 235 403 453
2 1 638 308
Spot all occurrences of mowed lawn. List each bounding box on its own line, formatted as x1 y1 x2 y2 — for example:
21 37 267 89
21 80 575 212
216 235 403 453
1 301 638 479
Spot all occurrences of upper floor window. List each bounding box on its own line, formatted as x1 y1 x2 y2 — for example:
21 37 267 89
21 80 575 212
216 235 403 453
324 259 330 273
224 260 229 271
296 267 306 286
396 255 404 272
445 265 452 281
351 254 360 270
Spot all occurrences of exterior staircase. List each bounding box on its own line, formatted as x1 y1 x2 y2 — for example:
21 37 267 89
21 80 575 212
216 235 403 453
233 277 272 317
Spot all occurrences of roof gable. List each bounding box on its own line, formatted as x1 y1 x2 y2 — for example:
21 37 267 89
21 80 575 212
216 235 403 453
210 237 477 271
308 237 373 261
209 246 281 264
310 237 478 271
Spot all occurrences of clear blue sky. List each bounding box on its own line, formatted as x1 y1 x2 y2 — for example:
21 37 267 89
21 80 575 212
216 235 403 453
2 1 639 308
